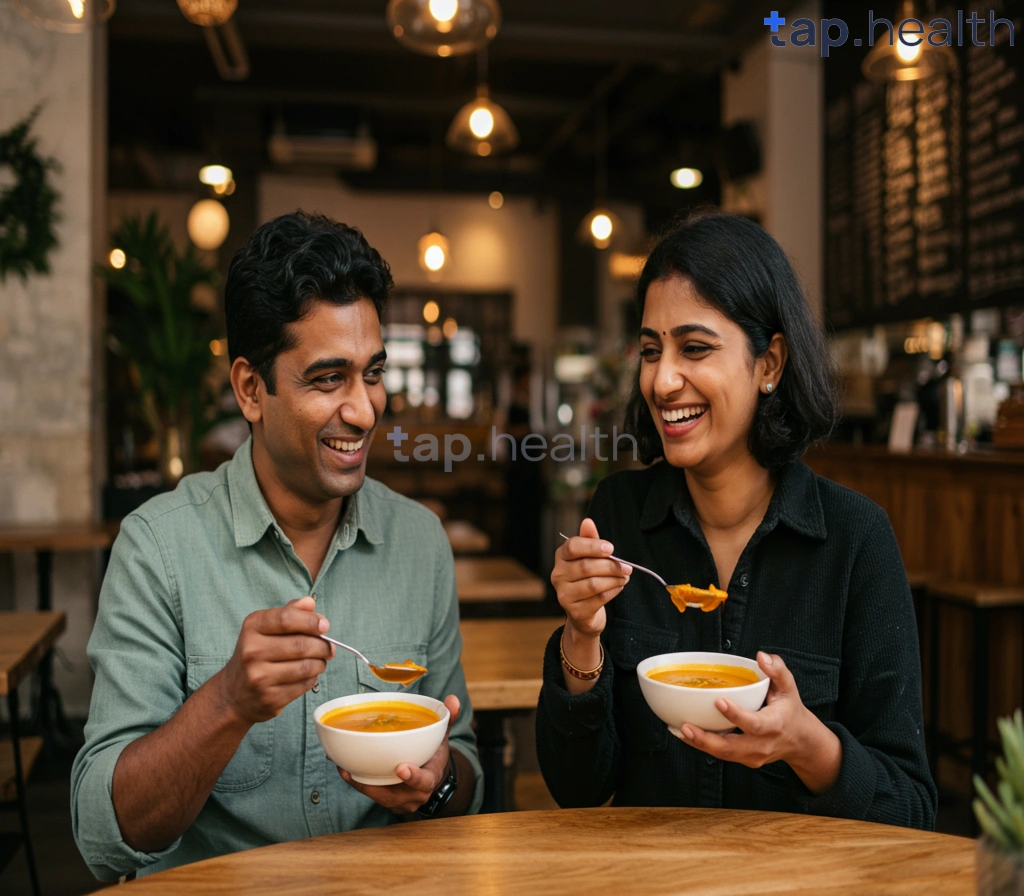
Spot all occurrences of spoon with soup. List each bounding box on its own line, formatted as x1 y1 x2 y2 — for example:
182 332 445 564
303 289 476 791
319 634 427 686
558 533 727 612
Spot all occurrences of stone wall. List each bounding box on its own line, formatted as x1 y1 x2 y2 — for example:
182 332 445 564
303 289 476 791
0 6 104 717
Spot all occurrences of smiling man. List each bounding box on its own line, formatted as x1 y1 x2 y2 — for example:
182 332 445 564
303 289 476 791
72 212 482 881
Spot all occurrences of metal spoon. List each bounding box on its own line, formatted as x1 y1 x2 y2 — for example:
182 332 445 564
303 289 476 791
319 634 427 686
558 532 709 610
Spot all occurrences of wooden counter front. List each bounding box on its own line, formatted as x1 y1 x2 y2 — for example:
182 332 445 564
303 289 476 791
805 443 1024 792
805 444 1024 586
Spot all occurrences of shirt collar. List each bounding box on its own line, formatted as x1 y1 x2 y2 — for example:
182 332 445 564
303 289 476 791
639 458 827 542
227 437 385 549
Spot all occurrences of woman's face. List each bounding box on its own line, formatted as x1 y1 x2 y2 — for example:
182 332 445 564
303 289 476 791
639 275 766 473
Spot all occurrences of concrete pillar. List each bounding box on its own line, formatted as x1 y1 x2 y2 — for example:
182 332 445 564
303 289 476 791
0 5 106 716
722 0 824 317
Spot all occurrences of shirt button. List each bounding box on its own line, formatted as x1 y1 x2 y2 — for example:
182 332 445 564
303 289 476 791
311 592 318 602
723 639 732 650
310 790 321 804
739 574 750 587
312 681 321 693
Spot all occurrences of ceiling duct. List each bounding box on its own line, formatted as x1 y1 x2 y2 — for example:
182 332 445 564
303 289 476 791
268 124 378 170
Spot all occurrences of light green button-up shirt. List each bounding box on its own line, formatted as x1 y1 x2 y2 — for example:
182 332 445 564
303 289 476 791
71 438 483 880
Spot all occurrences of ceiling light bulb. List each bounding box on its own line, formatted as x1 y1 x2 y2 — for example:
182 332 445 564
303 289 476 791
469 106 494 139
424 245 446 271
68 0 84 18
670 167 703 189
109 248 126 269
428 0 458 22
488 191 504 209
590 213 613 242
896 39 921 63
423 300 440 323
418 231 450 274
199 164 233 186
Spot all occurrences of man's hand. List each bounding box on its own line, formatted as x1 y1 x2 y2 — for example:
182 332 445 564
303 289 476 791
215 596 336 725
672 651 843 795
338 694 461 814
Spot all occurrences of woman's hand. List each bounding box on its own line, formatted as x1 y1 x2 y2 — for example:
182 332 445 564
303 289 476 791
672 652 843 795
552 518 632 638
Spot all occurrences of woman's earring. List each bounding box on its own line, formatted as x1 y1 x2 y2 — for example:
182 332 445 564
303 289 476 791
765 383 773 393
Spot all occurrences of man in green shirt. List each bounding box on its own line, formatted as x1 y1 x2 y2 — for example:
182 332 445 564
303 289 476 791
71 212 483 881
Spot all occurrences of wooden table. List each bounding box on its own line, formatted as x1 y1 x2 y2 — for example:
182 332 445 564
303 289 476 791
106 807 975 895
0 611 67 896
460 618 558 813
443 519 491 554
0 523 114 757
455 556 546 602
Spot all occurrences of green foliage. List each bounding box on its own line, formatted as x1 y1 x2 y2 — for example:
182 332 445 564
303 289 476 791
0 107 60 283
97 213 226 472
975 709 1024 852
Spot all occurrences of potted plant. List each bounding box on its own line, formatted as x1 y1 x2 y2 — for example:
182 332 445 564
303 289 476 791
99 212 226 484
975 709 1024 894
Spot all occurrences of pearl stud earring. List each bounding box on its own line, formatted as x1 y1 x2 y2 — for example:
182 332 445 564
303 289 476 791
765 383 773 393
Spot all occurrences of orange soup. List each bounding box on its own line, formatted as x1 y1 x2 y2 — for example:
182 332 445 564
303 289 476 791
320 701 440 732
647 663 760 689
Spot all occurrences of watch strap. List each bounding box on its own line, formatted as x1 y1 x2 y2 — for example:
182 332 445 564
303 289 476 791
415 751 458 820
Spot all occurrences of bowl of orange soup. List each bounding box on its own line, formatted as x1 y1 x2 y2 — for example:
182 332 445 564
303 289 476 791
314 693 449 785
636 651 770 734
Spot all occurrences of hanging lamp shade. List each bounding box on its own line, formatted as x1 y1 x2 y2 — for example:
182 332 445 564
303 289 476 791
861 0 956 82
13 0 114 32
446 86 518 156
188 199 230 250
176 0 237 26
386 0 500 57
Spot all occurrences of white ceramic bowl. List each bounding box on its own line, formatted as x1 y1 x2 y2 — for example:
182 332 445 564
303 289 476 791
314 693 449 785
636 651 770 735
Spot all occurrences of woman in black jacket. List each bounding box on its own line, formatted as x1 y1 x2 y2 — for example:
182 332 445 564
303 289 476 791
537 212 936 830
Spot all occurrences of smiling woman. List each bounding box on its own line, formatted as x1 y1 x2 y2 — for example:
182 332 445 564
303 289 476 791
538 212 937 832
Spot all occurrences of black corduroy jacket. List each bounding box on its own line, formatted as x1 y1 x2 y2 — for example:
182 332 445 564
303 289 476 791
536 459 937 830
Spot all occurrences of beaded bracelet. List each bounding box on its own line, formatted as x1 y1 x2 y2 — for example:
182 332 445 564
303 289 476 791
560 633 605 681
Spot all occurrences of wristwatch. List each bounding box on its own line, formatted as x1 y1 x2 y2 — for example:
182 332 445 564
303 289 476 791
415 751 458 820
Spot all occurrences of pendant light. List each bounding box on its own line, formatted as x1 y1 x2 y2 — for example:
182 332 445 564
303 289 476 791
176 0 236 26
578 100 621 250
861 0 956 83
418 126 450 278
13 0 114 32
386 0 500 57
446 50 518 157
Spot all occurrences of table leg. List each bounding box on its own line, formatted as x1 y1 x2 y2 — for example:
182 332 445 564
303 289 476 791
927 597 939 778
31 548 73 757
8 688 42 896
476 712 506 814
973 608 990 784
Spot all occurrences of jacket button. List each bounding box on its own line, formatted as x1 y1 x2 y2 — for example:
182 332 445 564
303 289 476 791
705 756 716 766
723 639 732 650
739 574 750 587
311 790 321 804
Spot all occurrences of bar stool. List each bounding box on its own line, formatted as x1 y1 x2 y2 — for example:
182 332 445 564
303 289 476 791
924 581 1024 785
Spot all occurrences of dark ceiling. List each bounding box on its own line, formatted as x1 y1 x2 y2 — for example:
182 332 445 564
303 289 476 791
108 0 802 218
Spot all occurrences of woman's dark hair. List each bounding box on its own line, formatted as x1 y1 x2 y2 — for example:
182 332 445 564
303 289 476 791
225 211 393 393
624 211 840 472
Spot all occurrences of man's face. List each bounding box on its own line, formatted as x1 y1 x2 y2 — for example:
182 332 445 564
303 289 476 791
253 298 386 507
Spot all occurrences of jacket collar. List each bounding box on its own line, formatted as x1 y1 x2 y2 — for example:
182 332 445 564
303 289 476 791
638 458 827 542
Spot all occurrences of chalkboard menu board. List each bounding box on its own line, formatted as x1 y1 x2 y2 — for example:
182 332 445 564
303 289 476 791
825 0 1023 329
